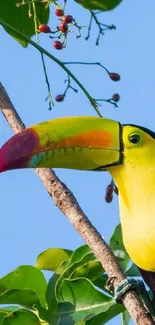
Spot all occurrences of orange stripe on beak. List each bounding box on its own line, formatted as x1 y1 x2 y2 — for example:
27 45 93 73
58 131 112 148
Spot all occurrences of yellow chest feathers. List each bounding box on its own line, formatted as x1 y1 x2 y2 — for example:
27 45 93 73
110 163 155 271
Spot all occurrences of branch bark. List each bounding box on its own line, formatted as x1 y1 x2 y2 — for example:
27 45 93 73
0 82 154 325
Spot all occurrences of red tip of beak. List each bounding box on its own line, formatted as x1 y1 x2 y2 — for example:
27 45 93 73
0 128 40 173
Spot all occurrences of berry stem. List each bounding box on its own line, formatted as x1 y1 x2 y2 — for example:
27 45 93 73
62 0 67 11
63 61 109 74
64 74 78 97
91 11 115 30
86 10 116 45
93 98 118 108
41 52 54 110
85 14 93 41
31 0 39 43
0 18 101 116
90 10 104 45
52 0 58 6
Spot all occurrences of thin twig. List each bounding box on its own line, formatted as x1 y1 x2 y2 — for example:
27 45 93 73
0 82 154 325
41 53 54 110
63 61 109 74
86 11 116 45
95 98 118 108
90 11 116 31
64 75 78 97
32 0 39 43
85 14 93 41
0 18 101 116
90 10 104 45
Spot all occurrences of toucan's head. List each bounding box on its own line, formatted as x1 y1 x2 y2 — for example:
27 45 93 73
114 123 155 168
0 116 155 174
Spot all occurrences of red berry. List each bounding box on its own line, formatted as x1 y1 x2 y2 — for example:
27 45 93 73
38 24 51 33
53 40 63 50
59 22 68 33
63 15 73 24
112 93 120 102
55 94 64 102
105 194 113 203
55 9 64 17
106 184 114 196
109 73 120 82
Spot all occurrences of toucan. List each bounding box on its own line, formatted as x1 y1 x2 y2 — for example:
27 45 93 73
1 116 155 304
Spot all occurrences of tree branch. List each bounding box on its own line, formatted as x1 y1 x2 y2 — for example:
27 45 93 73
0 82 154 325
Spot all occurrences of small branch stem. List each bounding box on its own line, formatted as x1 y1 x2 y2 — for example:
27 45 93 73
90 11 113 30
85 14 93 41
90 10 104 35
32 0 39 43
0 18 100 115
87 11 116 45
0 82 154 325
94 98 118 108
41 53 54 110
63 61 109 74
63 75 78 97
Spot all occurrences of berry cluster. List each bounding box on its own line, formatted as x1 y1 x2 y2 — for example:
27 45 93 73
107 73 120 105
38 8 74 50
15 1 121 111
55 75 78 103
55 71 121 104
105 181 118 203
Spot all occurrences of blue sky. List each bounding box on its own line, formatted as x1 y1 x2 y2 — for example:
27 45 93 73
0 0 155 324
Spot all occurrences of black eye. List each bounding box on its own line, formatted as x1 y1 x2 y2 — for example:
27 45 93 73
129 134 141 144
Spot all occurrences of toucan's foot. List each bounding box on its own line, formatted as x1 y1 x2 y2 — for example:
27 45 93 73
114 278 144 303
108 278 155 320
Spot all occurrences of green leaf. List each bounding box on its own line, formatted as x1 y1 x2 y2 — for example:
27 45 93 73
35 304 58 325
121 310 130 325
109 224 130 270
0 289 39 308
86 303 125 325
70 245 92 264
74 0 122 11
0 307 23 325
58 278 114 323
71 260 103 282
55 249 95 298
58 304 75 325
113 250 130 271
109 224 125 251
126 264 141 277
93 274 108 292
0 307 20 312
46 274 60 311
1 309 41 325
0 0 49 47
36 248 72 272
0 286 7 296
0 266 47 307
0 314 5 325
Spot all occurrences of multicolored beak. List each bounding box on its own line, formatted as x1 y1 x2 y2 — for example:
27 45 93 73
0 116 123 173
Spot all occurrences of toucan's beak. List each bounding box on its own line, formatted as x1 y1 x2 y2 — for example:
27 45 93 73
0 116 123 173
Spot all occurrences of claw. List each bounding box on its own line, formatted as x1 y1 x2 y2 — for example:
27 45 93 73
107 277 155 320
114 278 144 303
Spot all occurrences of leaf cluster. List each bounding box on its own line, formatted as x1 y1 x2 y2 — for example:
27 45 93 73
0 225 140 325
